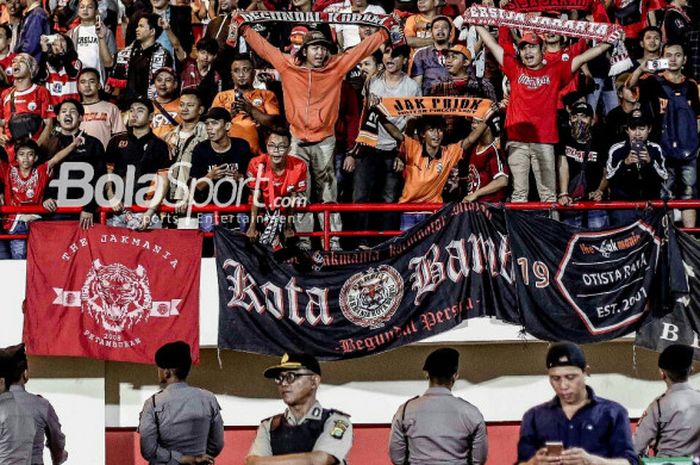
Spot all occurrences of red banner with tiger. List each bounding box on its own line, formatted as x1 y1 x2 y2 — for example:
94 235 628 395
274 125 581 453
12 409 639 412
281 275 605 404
23 222 203 364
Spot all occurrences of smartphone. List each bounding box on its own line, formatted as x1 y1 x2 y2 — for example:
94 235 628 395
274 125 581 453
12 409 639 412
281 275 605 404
631 139 645 153
545 441 564 456
647 58 670 71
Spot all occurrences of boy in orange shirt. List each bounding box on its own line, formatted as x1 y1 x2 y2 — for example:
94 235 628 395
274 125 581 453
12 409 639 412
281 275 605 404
380 111 493 231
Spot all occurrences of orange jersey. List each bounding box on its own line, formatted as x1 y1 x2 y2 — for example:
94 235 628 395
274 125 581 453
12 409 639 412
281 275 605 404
151 99 181 139
211 88 280 155
399 136 463 203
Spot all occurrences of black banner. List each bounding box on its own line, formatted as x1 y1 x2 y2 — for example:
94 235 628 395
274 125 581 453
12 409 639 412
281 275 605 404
215 204 515 360
635 228 700 360
507 210 668 342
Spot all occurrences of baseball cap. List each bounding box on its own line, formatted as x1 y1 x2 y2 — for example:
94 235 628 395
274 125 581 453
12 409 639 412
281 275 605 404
447 44 472 61
570 102 594 118
627 109 652 128
388 44 410 59
546 342 587 370
201 106 232 122
301 30 333 50
155 341 192 369
423 348 459 377
518 31 542 48
658 344 695 372
263 353 321 378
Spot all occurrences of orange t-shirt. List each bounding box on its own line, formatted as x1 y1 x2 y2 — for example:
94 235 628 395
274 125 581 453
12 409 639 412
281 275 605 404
151 99 181 139
211 88 280 155
399 136 463 203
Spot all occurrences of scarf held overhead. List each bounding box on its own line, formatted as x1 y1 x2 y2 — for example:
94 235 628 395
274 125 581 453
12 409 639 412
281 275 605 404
462 5 632 75
229 10 406 46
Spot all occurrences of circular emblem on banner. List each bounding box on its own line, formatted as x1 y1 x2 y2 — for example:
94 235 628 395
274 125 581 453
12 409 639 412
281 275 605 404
339 265 404 328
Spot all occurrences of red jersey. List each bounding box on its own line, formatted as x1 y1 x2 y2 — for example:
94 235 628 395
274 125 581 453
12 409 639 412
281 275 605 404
246 154 307 209
0 84 53 141
0 53 16 85
466 142 509 203
544 39 587 110
613 0 663 40
45 62 81 107
0 160 51 229
502 53 574 144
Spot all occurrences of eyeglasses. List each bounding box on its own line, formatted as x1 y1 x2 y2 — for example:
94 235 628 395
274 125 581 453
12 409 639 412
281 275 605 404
274 372 315 385
267 144 289 152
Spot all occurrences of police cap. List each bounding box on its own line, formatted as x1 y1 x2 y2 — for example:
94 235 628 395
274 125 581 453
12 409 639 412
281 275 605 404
263 353 321 378
154 341 192 369
423 348 459 377
658 344 695 372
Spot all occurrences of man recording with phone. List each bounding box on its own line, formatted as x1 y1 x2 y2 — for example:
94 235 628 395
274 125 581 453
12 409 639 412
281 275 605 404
628 42 700 228
606 109 668 226
517 343 637 465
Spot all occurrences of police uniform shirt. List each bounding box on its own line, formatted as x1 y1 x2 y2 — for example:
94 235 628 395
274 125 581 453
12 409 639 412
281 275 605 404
138 382 224 465
389 386 488 465
9 385 66 465
634 381 700 457
0 391 36 465
247 401 353 463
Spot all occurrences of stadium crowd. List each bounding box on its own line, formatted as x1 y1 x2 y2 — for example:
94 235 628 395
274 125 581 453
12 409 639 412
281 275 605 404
0 0 697 256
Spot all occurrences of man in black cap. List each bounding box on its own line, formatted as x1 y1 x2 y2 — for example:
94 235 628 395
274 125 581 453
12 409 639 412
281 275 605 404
606 108 668 226
245 353 353 465
517 342 637 465
4 343 67 465
138 341 224 465
557 101 609 229
105 96 172 230
0 349 35 465
634 344 700 457
389 347 488 465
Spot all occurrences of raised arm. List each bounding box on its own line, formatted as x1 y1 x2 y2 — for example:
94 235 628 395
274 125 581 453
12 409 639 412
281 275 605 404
475 26 504 66
571 42 612 73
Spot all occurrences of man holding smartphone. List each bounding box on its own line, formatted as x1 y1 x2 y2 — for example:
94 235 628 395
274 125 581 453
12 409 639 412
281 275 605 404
517 343 637 465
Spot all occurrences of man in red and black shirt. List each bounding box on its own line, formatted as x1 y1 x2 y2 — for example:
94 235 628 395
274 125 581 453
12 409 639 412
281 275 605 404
246 127 308 249
476 28 612 202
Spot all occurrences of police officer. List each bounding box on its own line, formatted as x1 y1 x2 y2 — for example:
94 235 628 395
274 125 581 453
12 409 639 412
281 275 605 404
389 348 488 465
0 349 35 465
138 341 224 465
4 344 67 465
246 353 353 465
634 344 700 458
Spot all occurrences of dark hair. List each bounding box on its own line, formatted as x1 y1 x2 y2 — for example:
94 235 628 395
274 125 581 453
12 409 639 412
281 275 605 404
640 26 661 40
417 115 447 135
15 139 40 155
142 13 163 39
231 53 254 65
266 124 292 143
180 88 204 104
56 98 85 116
366 49 383 65
171 365 191 380
0 24 12 41
78 67 100 81
662 42 687 56
196 37 219 55
54 33 78 62
662 367 691 383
